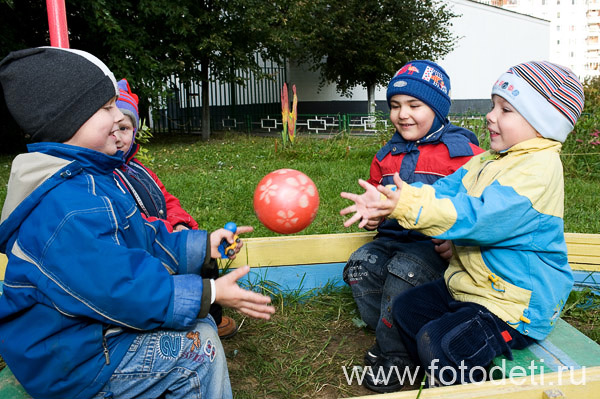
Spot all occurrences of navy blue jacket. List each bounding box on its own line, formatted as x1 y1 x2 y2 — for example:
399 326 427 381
0 143 212 399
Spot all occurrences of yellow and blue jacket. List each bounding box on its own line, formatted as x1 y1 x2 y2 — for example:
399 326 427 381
390 137 573 340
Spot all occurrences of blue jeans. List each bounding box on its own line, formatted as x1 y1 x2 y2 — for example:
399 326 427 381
343 238 448 359
92 317 232 399
392 278 535 384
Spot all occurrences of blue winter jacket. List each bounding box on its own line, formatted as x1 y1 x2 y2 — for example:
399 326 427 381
389 138 573 340
0 143 212 399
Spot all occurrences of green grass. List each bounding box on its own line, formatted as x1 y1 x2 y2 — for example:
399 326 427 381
0 130 598 234
129 132 384 236
222 284 377 398
0 132 599 398
562 289 600 344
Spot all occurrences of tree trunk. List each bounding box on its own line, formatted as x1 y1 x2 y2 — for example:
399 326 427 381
201 58 211 140
367 84 376 115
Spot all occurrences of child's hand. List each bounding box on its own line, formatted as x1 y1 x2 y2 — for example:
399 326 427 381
173 224 189 232
209 225 254 259
215 265 275 320
340 174 403 228
362 217 383 231
432 239 453 261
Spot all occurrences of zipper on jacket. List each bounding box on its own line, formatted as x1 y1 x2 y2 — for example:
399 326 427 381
445 270 462 288
471 155 500 190
102 334 111 365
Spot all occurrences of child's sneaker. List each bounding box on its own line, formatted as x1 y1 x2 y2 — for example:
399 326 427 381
364 342 381 367
364 355 414 393
217 316 238 339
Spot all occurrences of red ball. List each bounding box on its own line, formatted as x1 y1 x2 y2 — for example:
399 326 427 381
253 169 319 234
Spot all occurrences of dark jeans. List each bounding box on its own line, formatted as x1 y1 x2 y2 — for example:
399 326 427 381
343 238 448 359
392 278 536 384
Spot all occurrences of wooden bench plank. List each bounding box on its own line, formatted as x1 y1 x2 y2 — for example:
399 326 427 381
564 232 600 245
0 367 29 399
491 318 600 379
348 366 600 399
227 232 375 267
0 253 6 281
226 232 600 271
2 232 599 273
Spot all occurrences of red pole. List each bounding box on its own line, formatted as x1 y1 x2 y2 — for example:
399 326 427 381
46 0 70 48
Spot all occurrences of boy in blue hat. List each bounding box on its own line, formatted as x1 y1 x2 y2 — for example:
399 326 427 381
342 60 483 392
0 47 274 399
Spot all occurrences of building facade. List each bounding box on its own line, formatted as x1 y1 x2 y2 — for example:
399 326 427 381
481 0 598 78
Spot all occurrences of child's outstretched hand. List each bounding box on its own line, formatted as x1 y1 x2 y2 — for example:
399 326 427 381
215 265 275 320
209 225 254 259
340 173 404 228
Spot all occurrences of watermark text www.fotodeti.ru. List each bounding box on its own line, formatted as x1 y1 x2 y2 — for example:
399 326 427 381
342 359 587 387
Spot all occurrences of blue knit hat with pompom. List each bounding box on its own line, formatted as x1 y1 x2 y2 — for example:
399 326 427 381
386 60 451 128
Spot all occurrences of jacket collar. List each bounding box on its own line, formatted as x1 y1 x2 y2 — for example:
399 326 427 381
376 123 479 161
27 142 124 173
497 137 561 156
124 143 140 164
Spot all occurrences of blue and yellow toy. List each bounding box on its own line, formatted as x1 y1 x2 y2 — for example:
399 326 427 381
218 222 240 259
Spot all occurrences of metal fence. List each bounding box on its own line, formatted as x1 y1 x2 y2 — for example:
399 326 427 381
153 54 287 134
154 105 488 137
151 54 487 136
212 113 392 135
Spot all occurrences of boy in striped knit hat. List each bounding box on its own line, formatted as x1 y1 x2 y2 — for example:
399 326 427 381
340 61 584 388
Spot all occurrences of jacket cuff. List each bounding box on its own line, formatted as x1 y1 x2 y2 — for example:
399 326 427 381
390 182 417 221
168 274 204 329
198 278 212 318
183 229 209 275
200 234 211 267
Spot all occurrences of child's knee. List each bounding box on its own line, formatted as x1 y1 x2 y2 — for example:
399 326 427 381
416 314 502 383
391 290 414 323
177 319 224 365
442 315 502 369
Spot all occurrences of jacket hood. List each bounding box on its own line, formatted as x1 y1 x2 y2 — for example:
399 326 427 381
0 143 124 252
377 123 480 161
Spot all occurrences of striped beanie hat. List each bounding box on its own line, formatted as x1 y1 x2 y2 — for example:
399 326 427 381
116 78 139 133
492 61 584 143
0 47 118 143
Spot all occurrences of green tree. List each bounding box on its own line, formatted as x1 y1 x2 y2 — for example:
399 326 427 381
289 0 458 113
0 0 289 141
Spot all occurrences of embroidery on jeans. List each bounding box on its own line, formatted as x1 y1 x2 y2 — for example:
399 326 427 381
346 264 368 285
181 350 208 364
382 317 393 328
186 331 202 352
158 333 182 358
203 338 217 362
345 248 377 285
